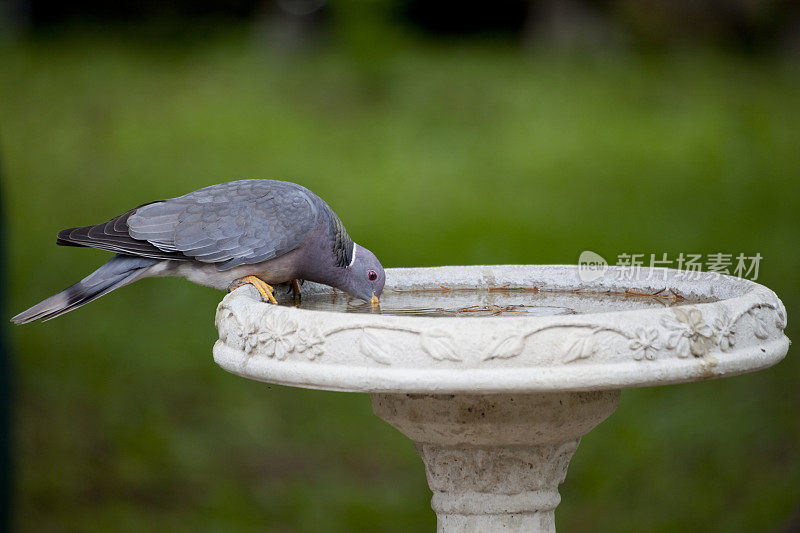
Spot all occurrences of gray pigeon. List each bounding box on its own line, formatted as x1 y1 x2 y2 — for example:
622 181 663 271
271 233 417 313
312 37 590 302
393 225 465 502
12 179 385 324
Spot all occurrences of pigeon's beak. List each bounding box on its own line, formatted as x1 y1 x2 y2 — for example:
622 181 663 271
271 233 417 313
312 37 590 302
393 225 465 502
370 291 380 307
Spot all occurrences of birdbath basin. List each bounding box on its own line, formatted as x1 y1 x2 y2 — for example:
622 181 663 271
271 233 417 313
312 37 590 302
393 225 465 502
213 265 789 532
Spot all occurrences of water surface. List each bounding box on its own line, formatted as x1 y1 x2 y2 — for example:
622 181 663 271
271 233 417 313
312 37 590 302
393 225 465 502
280 288 717 318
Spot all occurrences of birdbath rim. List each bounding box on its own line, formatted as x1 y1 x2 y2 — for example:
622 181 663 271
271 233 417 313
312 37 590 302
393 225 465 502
213 265 789 394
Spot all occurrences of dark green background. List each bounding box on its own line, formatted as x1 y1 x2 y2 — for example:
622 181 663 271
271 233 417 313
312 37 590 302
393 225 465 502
2 25 798 532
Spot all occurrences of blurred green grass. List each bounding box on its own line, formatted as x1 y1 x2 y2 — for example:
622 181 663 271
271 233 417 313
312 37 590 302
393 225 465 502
1 30 798 532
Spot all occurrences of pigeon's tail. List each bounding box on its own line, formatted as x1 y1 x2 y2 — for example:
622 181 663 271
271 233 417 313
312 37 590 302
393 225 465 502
11 255 160 324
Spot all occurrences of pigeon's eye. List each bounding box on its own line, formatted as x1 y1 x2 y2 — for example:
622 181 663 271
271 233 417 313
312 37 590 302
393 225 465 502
367 270 378 281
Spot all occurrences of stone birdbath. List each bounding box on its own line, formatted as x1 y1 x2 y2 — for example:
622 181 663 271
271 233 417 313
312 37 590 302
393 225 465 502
213 265 789 532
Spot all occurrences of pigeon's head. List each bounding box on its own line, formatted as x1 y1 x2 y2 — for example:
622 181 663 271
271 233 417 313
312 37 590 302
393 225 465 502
343 244 385 305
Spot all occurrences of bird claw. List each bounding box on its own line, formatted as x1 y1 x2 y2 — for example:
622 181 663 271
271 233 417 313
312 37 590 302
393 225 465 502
229 275 278 304
290 279 302 302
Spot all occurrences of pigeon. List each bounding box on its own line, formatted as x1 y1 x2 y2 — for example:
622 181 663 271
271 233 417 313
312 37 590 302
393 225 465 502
12 179 385 324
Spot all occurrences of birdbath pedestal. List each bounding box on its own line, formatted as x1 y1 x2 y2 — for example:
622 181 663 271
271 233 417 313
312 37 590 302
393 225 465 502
213 265 789 532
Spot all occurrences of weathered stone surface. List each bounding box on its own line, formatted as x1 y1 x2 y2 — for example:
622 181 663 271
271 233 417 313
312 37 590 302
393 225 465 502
372 392 619 532
214 265 789 393
213 265 789 532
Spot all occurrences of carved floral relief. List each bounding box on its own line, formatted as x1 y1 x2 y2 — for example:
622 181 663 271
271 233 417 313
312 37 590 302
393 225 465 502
217 296 785 367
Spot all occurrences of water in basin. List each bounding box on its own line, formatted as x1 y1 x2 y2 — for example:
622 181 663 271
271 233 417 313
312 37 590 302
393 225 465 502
280 288 718 318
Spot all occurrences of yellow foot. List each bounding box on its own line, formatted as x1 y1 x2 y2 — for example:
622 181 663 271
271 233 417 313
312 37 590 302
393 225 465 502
229 275 278 304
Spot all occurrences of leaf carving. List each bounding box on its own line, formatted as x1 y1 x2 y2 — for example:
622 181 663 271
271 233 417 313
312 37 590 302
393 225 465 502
672 307 690 324
420 329 462 362
751 310 769 339
485 334 525 361
776 305 787 330
563 334 596 363
359 329 392 365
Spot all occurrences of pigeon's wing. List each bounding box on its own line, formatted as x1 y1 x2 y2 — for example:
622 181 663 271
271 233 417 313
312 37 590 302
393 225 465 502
126 180 318 270
57 180 319 270
57 203 190 261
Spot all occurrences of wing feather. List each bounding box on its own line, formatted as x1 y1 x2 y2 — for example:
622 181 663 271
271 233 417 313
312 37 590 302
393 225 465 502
58 180 319 271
